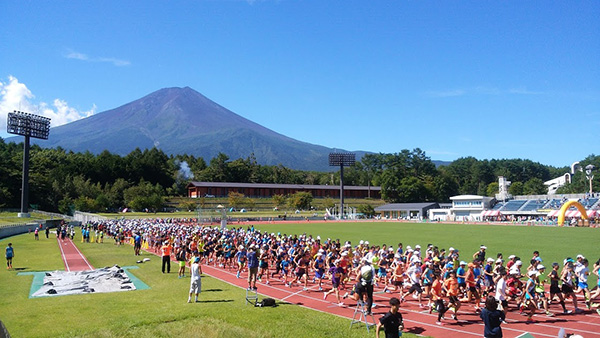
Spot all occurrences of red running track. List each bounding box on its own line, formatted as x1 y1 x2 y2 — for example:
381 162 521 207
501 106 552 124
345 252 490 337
135 244 600 338
56 236 94 272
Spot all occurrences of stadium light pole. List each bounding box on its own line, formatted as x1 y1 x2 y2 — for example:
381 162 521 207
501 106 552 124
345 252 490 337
585 164 595 194
7 111 51 218
329 153 355 219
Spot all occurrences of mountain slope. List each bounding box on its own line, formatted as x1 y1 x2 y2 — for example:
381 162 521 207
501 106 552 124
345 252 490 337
12 87 358 171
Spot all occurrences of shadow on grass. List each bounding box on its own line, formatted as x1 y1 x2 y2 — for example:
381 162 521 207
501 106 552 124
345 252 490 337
196 299 234 303
202 289 223 292
13 267 28 271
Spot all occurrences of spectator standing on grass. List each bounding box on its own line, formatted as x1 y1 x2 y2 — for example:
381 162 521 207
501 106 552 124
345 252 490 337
188 257 202 303
375 297 404 338
45 226 49 239
5 243 14 270
160 241 172 274
480 296 505 338
34 228 39 240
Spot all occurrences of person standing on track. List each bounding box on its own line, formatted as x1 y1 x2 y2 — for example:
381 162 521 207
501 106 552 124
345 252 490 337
480 296 505 338
160 241 172 274
5 243 14 270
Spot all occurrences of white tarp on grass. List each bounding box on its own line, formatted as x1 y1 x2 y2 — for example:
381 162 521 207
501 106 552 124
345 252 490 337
32 265 136 297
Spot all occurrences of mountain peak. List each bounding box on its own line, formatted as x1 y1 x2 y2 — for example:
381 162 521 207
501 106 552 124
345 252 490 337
12 87 351 171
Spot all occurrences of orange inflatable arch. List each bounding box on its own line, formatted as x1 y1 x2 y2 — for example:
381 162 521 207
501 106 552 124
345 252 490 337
557 200 588 226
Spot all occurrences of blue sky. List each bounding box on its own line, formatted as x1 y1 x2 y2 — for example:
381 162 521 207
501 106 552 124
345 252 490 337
1 1 598 167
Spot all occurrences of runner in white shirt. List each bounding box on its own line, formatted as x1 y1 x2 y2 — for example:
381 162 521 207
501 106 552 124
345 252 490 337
494 269 508 314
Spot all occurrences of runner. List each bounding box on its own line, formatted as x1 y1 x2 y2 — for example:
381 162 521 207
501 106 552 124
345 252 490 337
442 270 461 320
323 259 344 306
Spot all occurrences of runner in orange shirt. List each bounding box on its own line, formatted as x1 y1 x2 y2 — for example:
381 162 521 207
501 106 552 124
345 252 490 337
443 270 461 320
431 273 448 325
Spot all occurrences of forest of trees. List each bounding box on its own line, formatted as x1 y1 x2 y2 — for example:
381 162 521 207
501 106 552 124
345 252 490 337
0 137 598 214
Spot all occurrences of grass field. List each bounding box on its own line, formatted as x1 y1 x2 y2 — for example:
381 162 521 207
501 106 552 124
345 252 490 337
0 212 55 226
1 221 599 337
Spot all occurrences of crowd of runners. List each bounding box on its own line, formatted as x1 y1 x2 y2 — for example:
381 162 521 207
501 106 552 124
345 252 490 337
80 218 600 325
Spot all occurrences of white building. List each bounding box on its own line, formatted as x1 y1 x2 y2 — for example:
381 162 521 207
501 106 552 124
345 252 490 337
428 195 494 221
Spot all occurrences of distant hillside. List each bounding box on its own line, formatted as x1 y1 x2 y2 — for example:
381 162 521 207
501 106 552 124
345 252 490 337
7 87 371 171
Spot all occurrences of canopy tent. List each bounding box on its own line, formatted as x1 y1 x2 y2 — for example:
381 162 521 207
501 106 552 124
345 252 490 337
547 209 598 218
480 210 501 217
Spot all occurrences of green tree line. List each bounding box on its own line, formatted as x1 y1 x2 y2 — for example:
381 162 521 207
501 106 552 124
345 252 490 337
0 138 598 212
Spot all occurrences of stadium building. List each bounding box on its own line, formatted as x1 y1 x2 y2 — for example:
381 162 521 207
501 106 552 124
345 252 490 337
186 181 381 199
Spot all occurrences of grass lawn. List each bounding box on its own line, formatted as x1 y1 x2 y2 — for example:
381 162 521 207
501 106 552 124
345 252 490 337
0 212 55 227
0 231 418 338
1 221 599 337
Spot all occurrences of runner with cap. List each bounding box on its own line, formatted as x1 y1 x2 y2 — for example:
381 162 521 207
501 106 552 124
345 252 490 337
313 251 326 291
457 261 468 297
560 258 582 313
234 244 247 279
548 262 569 313
535 264 554 316
442 269 461 320
574 258 592 309
473 245 487 263
188 256 203 303
323 259 345 306
524 270 538 322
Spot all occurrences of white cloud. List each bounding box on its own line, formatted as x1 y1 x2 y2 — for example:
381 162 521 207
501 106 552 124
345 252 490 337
0 76 96 136
65 49 130 67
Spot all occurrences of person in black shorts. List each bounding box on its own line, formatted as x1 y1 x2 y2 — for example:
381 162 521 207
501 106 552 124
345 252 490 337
376 297 404 338
548 262 568 313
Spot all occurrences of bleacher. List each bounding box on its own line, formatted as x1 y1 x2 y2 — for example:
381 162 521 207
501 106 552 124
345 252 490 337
580 198 599 209
492 202 504 210
501 200 527 211
544 199 564 209
520 199 548 212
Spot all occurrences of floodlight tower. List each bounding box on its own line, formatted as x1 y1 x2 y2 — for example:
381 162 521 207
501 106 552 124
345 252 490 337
7 111 51 218
585 164 596 194
329 152 355 219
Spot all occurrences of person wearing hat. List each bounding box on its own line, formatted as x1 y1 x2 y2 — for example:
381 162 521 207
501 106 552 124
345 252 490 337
548 262 569 313
442 269 461 320
323 259 345 306
483 258 495 295
560 259 582 313
188 256 203 303
234 245 247 279
574 258 593 309
457 261 468 295
356 257 376 315
534 265 554 316
523 270 538 322
473 245 486 263
313 252 326 291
